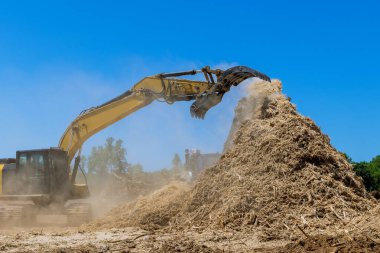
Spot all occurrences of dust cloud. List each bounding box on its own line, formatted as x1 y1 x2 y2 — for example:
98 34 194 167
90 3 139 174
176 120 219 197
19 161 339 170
224 79 282 151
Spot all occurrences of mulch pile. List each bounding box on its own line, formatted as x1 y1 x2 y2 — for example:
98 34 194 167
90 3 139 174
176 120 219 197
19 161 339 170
85 181 189 230
169 80 376 240
279 234 380 253
88 79 377 241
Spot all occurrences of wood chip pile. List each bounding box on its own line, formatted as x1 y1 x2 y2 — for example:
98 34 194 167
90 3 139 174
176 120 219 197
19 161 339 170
88 80 376 241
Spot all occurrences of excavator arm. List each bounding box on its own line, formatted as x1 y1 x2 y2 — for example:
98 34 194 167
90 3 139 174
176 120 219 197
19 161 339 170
59 66 271 168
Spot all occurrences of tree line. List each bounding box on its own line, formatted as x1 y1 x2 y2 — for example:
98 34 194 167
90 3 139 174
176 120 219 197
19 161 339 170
77 137 188 200
342 153 380 198
352 156 380 194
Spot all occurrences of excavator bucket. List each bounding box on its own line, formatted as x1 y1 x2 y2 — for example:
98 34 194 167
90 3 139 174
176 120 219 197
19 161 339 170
190 92 224 119
191 66 271 119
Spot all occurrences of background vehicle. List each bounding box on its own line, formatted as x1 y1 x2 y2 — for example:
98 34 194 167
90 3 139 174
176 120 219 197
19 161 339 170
184 149 220 180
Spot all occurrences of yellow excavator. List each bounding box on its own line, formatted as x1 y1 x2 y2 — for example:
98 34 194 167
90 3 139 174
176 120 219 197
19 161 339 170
0 66 270 225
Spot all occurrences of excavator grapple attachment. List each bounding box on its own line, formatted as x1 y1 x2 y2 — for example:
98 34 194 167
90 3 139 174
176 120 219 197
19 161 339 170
190 66 271 119
219 66 271 86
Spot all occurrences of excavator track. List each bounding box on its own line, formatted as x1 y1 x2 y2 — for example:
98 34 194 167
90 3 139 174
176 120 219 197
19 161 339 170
0 205 24 226
66 202 92 226
0 203 40 226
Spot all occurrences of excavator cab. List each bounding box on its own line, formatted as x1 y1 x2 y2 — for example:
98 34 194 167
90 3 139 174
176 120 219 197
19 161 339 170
1 148 73 205
0 148 91 225
1 148 90 204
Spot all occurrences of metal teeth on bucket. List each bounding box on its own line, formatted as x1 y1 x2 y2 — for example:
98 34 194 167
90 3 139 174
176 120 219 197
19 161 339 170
219 66 271 87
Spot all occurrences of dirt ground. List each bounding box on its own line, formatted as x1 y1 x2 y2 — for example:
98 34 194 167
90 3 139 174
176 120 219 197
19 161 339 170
0 227 288 253
1 222 379 253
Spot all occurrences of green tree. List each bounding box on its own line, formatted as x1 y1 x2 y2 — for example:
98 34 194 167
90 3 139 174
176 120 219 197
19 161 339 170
354 162 375 190
171 153 183 177
128 163 144 175
79 155 87 170
353 155 380 192
87 137 128 176
371 155 380 168
172 153 181 168
341 152 353 164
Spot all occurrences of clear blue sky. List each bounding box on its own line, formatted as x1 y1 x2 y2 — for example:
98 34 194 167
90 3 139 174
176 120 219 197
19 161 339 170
1 0 379 170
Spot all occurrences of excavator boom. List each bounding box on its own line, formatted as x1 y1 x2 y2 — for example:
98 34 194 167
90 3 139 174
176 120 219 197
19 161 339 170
59 66 270 164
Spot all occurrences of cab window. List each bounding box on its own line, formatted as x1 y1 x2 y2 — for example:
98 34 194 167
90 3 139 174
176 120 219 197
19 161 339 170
18 153 27 169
